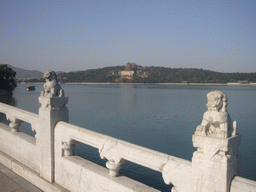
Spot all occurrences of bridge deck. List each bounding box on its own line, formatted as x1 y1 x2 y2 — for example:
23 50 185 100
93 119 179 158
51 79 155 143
0 163 42 192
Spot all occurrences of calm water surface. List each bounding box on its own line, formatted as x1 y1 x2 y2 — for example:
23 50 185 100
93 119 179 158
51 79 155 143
6 84 256 191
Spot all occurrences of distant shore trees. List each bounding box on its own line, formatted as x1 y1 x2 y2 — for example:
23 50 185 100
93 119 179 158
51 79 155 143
23 65 256 84
0 64 17 95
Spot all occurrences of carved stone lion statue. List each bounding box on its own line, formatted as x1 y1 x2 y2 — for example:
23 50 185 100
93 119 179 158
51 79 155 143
194 90 236 138
41 70 64 97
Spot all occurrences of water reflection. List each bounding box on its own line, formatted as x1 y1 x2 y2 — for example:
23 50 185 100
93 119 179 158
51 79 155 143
119 84 136 115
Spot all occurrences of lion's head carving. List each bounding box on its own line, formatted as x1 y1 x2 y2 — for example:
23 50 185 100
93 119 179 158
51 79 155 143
41 70 64 97
194 91 236 138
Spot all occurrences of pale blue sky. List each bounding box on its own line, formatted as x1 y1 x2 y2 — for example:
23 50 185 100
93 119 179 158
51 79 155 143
1 0 255 72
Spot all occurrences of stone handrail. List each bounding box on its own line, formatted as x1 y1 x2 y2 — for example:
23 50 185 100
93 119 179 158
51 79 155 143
231 176 256 192
54 121 192 191
56 121 173 170
0 102 40 173
0 102 39 133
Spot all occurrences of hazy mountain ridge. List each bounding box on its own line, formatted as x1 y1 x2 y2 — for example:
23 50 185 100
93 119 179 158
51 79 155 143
6 65 44 79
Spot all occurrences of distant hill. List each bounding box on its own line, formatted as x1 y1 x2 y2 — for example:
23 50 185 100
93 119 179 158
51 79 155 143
6 65 44 79
60 65 256 83
15 63 255 83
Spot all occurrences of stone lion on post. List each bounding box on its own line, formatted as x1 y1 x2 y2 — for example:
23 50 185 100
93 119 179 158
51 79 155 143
41 70 64 97
194 90 237 138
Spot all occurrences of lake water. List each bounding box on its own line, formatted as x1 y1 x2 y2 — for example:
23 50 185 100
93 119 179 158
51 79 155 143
3 84 256 191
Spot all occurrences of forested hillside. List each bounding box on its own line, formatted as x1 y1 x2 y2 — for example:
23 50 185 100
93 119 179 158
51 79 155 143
56 66 256 83
132 67 256 83
65 66 124 83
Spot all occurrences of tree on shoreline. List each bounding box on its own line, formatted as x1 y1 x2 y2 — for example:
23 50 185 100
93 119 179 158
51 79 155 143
0 64 17 95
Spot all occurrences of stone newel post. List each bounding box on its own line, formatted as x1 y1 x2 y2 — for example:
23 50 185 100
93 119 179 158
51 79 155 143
192 91 241 192
38 71 69 182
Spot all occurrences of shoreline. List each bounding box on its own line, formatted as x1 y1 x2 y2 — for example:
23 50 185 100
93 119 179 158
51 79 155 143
64 82 256 86
20 82 256 86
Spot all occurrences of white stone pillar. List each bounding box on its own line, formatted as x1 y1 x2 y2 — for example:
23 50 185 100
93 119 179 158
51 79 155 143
38 96 68 182
192 134 241 192
192 91 241 192
37 70 68 182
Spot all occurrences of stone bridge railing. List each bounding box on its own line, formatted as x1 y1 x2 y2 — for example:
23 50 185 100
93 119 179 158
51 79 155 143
0 103 40 173
0 71 256 192
54 121 192 191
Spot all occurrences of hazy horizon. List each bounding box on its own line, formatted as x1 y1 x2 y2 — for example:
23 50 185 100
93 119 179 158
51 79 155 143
1 1 255 73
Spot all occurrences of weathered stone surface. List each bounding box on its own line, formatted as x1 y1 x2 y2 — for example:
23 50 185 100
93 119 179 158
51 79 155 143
192 91 241 192
41 70 64 97
194 90 237 138
231 176 256 192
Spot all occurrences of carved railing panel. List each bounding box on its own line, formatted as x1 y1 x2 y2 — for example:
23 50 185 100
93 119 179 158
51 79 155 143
55 121 191 190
